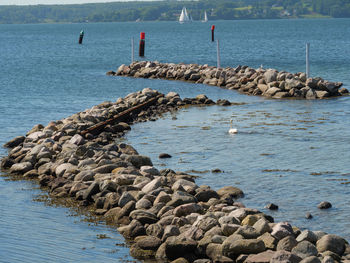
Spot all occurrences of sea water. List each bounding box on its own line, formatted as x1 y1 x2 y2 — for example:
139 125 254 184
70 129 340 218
1 19 350 262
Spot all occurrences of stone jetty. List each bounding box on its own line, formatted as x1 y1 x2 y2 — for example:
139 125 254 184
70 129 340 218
109 61 349 99
2 88 350 263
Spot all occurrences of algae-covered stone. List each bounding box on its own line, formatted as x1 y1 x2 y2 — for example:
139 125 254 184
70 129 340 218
130 243 156 259
241 214 261 226
136 235 162 251
125 155 153 168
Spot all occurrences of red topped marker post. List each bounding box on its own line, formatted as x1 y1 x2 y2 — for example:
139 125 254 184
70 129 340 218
139 32 145 57
211 25 215 42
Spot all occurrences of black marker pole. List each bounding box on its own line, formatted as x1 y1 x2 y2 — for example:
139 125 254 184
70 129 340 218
79 30 84 44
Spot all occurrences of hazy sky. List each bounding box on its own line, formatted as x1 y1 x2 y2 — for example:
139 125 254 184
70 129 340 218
0 0 156 5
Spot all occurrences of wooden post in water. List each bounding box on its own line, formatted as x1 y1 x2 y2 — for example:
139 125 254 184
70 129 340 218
131 37 135 63
306 43 310 78
217 39 221 68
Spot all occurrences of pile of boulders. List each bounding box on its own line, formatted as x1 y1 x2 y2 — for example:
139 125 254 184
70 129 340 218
1 88 349 263
110 61 349 99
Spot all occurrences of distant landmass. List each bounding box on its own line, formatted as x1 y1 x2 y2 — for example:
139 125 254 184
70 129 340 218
0 0 349 24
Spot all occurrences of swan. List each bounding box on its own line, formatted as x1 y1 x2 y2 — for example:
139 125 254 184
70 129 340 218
228 119 238 134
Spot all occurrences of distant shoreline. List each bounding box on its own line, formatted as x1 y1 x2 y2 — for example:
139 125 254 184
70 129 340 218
0 17 339 25
0 0 347 25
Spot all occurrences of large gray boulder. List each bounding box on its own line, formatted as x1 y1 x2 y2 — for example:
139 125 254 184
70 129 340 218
271 222 294 240
172 179 198 192
193 215 219 232
55 163 77 177
270 250 302 263
165 236 197 260
277 236 298 251
82 181 100 200
142 177 162 193
264 70 278 83
92 164 122 174
296 230 318 244
118 191 136 207
130 210 158 225
69 134 85 145
234 225 260 239
291 241 318 259
74 170 95 181
316 234 346 256
264 87 281 97
173 203 202 217
167 191 197 207
136 235 162 251
244 250 275 263
3 136 25 148
10 162 33 174
222 234 265 258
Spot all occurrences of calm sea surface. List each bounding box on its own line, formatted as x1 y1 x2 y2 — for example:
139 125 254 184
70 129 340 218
1 19 350 262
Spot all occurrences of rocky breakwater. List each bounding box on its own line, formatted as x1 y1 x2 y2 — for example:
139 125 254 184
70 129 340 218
2 88 350 263
109 61 349 99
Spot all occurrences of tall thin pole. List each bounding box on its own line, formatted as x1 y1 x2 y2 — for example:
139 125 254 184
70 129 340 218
217 39 221 68
131 37 134 63
306 43 310 78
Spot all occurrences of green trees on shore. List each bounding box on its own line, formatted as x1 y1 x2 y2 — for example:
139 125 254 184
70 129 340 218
0 0 350 24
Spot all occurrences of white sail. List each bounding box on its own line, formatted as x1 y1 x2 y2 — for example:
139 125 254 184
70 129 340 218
179 7 191 23
203 11 208 22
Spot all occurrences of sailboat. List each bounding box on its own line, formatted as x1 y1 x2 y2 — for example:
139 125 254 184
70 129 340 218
202 11 208 22
179 7 191 23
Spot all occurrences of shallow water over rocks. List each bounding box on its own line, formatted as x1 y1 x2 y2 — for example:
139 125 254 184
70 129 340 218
125 95 350 240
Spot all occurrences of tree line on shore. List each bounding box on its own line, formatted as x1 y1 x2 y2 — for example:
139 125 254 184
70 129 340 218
0 0 349 24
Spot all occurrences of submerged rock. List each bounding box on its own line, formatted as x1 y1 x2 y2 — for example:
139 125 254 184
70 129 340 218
317 201 332 209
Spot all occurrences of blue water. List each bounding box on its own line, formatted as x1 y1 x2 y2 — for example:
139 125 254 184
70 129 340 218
1 19 350 262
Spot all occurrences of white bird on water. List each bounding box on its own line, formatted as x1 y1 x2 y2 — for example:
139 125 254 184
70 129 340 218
228 119 238 134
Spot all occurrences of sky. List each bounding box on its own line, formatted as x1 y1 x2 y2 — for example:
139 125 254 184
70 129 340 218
0 0 157 5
